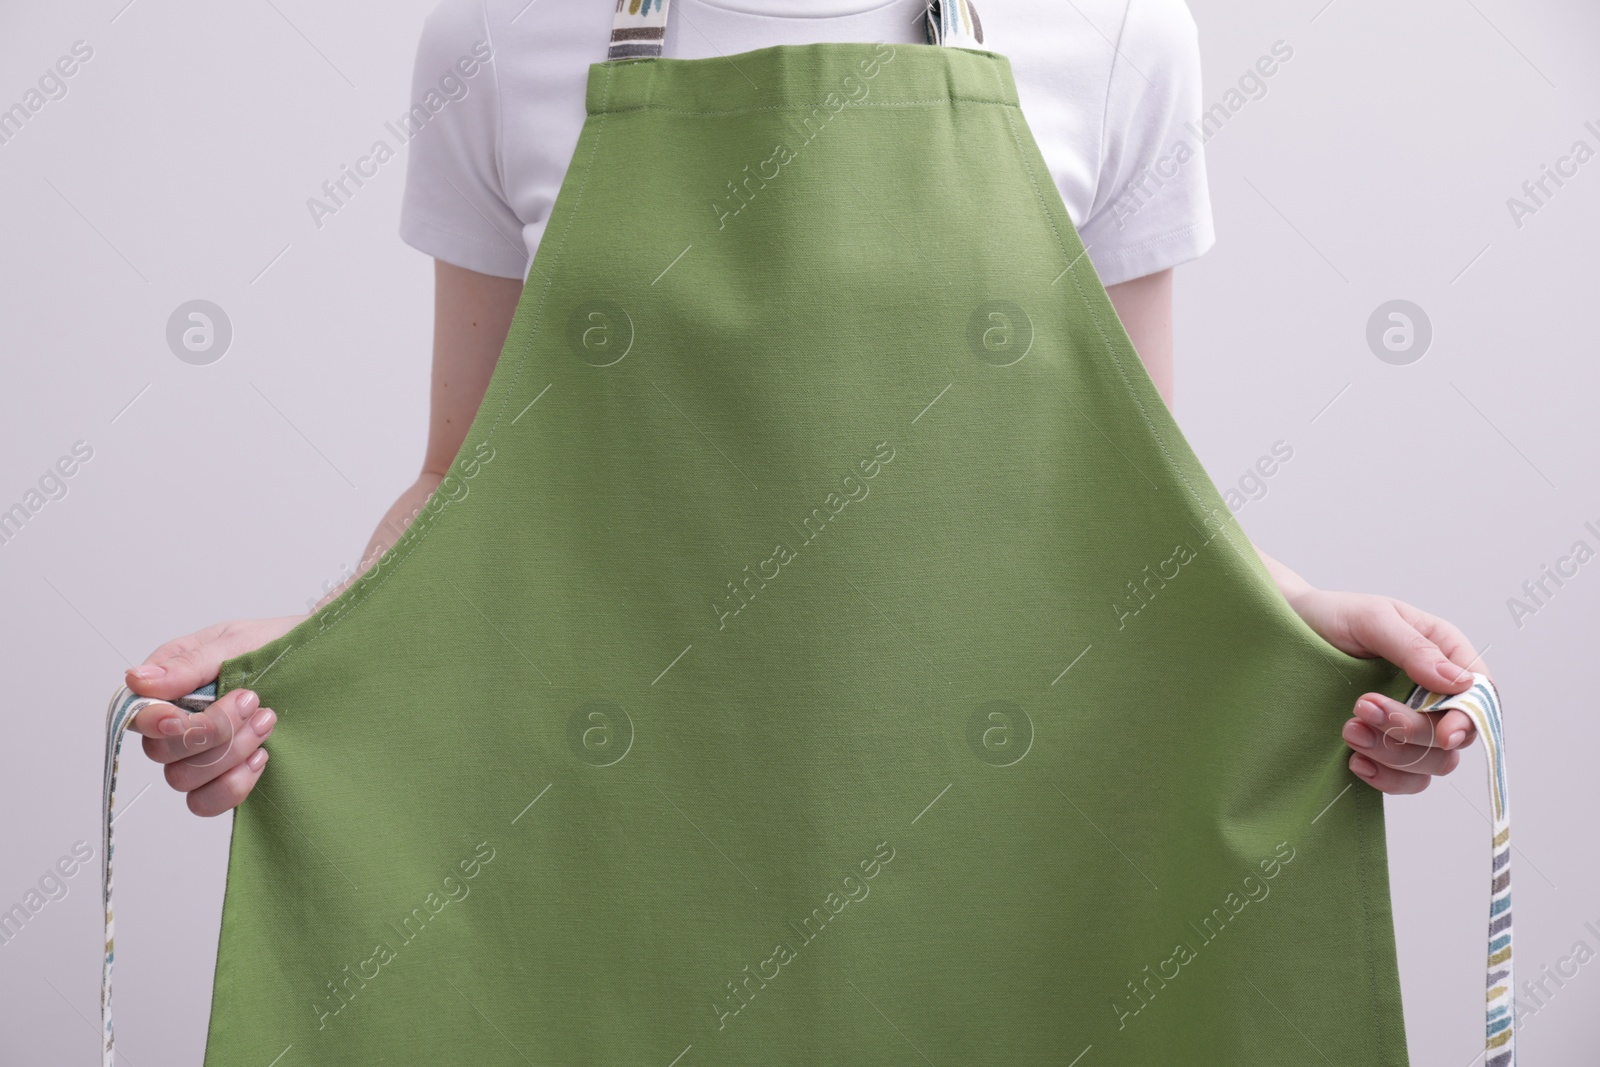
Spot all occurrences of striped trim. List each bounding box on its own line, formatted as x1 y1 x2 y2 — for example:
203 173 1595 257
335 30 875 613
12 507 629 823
607 0 985 61
924 0 985 48
1406 673 1514 1066
101 682 217 1067
607 0 670 61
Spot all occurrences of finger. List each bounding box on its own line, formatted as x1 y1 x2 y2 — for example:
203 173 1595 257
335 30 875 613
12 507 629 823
1349 752 1431 795
1353 693 1477 750
1433 709 1477 750
1346 601 1469 695
139 688 258 766
126 621 259 700
187 748 269 818
1390 601 1492 689
1342 719 1463 776
166 706 275 793
128 700 189 740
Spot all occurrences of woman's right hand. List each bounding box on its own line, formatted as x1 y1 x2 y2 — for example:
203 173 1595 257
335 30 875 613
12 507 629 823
121 261 521 817
124 616 306 816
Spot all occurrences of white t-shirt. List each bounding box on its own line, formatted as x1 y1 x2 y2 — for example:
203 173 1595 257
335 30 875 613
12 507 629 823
398 0 1214 288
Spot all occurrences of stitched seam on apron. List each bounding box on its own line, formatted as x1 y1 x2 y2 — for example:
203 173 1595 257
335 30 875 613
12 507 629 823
240 74 1009 686
594 98 1018 118
989 65 1413 1053
989 67 1304 668
238 69 616 687
987 68 1217 535
199 783 245 1064
1358 786 1401 1062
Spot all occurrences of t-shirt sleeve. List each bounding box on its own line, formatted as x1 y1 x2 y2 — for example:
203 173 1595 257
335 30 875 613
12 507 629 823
398 0 529 279
1076 0 1216 287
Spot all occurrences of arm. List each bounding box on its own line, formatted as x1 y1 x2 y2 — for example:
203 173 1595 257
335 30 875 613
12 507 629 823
1107 269 1485 795
125 260 523 815
314 261 524 609
1106 268 1174 409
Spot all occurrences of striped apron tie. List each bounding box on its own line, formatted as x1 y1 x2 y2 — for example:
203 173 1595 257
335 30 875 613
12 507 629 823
1406 674 1515 1065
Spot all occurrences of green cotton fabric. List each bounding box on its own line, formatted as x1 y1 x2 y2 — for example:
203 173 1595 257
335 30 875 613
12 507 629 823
212 42 1419 1066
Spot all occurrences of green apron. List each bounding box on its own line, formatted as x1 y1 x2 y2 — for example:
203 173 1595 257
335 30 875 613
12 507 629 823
100 2 1517 1063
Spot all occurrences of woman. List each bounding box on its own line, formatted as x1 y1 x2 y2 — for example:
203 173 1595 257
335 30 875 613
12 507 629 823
103 3 1512 1064
125 0 1483 811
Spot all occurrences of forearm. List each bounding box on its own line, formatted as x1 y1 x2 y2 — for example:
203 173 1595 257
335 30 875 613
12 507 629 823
1102 273 1307 607
1105 269 1174 408
311 473 444 612
1250 540 1314 606
310 262 520 614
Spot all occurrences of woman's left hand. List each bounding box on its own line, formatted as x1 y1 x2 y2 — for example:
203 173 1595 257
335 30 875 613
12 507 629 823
1287 588 1489 795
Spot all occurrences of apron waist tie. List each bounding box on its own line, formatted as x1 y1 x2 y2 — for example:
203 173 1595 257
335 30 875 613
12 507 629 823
97 673 1511 1065
100 682 217 1067
1404 673 1514 1066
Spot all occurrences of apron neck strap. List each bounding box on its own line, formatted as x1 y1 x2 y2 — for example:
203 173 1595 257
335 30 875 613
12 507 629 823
606 0 985 62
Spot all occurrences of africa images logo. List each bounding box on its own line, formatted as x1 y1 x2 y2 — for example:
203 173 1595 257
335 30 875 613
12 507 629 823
307 41 494 230
709 42 896 231
312 841 497 1030
713 441 895 630
710 841 896 1031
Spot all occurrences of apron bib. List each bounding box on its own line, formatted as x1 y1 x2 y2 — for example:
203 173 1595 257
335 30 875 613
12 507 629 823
101 2 1515 1063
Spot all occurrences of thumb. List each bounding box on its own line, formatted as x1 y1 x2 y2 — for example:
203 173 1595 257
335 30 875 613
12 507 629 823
125 618 295 700
1351 603 1471 694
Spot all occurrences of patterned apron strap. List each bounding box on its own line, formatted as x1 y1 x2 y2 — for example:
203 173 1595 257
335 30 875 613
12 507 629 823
1405 672 1514 1067
606 0 672 61
606 0 986 62
923 0 984 48
101 682 217 1067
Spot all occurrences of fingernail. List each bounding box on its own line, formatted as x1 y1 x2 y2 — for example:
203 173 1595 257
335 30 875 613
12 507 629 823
130 664 165 680
1355 699 1386 727
1446 729 1466 749
1350 754 1378 778
1438 661 1463 684
158 715 184 736
250 708 277 736
248 748 269 771
236 690 259 714
1346 722 1377 748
